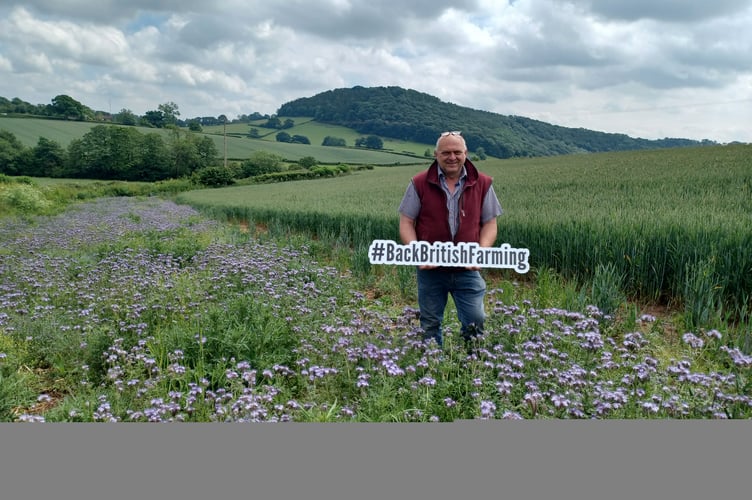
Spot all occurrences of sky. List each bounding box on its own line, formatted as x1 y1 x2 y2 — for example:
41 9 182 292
0 0 750 143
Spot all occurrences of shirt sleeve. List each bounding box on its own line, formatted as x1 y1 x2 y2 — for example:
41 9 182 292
481 185 503 224
398 181 421 220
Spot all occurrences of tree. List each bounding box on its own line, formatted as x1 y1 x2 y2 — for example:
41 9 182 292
194 135 219 168
187 120 202 132
114 108 138 126
0 130 27 175
194 166 234 187
299 156 317 169
282 118 295 129
248 128 260 138
241 151 284 177
30 137 66 177
263 116 282 129
355 135 383 149
291 134 310 144
276 131 291 143
158 101 180 126
136 133 171 181
322 136 346 147
142 110 165 128
50 94 88 121
64 125 145 179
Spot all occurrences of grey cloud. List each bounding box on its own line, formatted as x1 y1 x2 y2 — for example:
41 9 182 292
257 0 480 40
3 0 210 24
569 0 752 22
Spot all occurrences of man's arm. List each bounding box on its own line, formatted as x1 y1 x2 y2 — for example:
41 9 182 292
399 213 417 244
399 213 437 270
478 218 498 247
463 218 498 271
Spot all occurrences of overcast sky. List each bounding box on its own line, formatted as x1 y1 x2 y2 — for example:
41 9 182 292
1 0 750 143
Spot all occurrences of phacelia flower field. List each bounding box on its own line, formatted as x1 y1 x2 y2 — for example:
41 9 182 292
1 197 750 421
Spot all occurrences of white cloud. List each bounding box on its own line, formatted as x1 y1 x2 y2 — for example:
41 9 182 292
0 0 750 142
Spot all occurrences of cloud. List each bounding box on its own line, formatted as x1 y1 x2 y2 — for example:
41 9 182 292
569 0 751 22
0 0 750 142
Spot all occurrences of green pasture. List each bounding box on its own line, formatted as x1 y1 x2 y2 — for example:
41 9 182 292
0 117 110 146
178 144 752 321
0 116 421 165
203 116 434 157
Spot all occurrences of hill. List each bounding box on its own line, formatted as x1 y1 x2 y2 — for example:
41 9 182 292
0 116 421 165
277 86 713 158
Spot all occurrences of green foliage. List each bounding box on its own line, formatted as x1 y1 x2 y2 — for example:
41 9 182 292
113 108 138 126
682 257 723 330
291 134 310 144
276 131 291 143
589 262 626 317
0 116 419 165
322 136 346 147
179 144 752 327
193 166 235 187
0 182 52 214
262 116 283 129
50 94 91 121
30 137 66 177
355 135 384 149
158 102 180 126
0 129 27 175
240 166 350 184
1 195 751 422
299 156 318 169
241 151 284 177
60 125 216 181
278 86 713 158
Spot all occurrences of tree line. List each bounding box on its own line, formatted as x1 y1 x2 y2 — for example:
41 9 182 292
0 126 217 182
0 95 268 131
0 125 360 187
276 86 715 158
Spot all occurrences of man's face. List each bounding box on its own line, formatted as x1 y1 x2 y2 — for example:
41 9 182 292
435 135 467 179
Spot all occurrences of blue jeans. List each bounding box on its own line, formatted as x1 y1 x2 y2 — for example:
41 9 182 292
416 268 487 346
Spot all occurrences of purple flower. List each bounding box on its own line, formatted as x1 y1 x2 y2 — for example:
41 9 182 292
682 333 704 349
479 400 496 419
705 330 722 340
551 394 570 409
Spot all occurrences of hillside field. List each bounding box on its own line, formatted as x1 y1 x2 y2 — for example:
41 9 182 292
178 143 752 325
203 117 435 157
0 116 428 165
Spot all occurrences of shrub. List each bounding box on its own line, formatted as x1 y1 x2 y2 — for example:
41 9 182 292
194 166 235 187
0 183 52 214
241 151 284 177
299 156 318 169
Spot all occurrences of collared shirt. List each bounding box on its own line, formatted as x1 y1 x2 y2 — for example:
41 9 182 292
398 166 503 239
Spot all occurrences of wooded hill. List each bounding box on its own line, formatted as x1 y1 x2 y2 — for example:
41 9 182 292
277 86 713 158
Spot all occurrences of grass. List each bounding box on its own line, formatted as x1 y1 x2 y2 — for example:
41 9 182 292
205 117 435 156
177 143 752 335
1 196 750 422
0 116 425 164
1 143 750 421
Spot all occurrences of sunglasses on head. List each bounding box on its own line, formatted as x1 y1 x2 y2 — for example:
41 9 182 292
440 131 462 137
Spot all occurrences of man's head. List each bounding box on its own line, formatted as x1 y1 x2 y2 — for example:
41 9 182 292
434 131 467 180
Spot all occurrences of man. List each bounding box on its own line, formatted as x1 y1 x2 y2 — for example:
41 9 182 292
398 131 503 347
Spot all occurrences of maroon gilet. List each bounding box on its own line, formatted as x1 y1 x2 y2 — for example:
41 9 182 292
412 159 492 244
